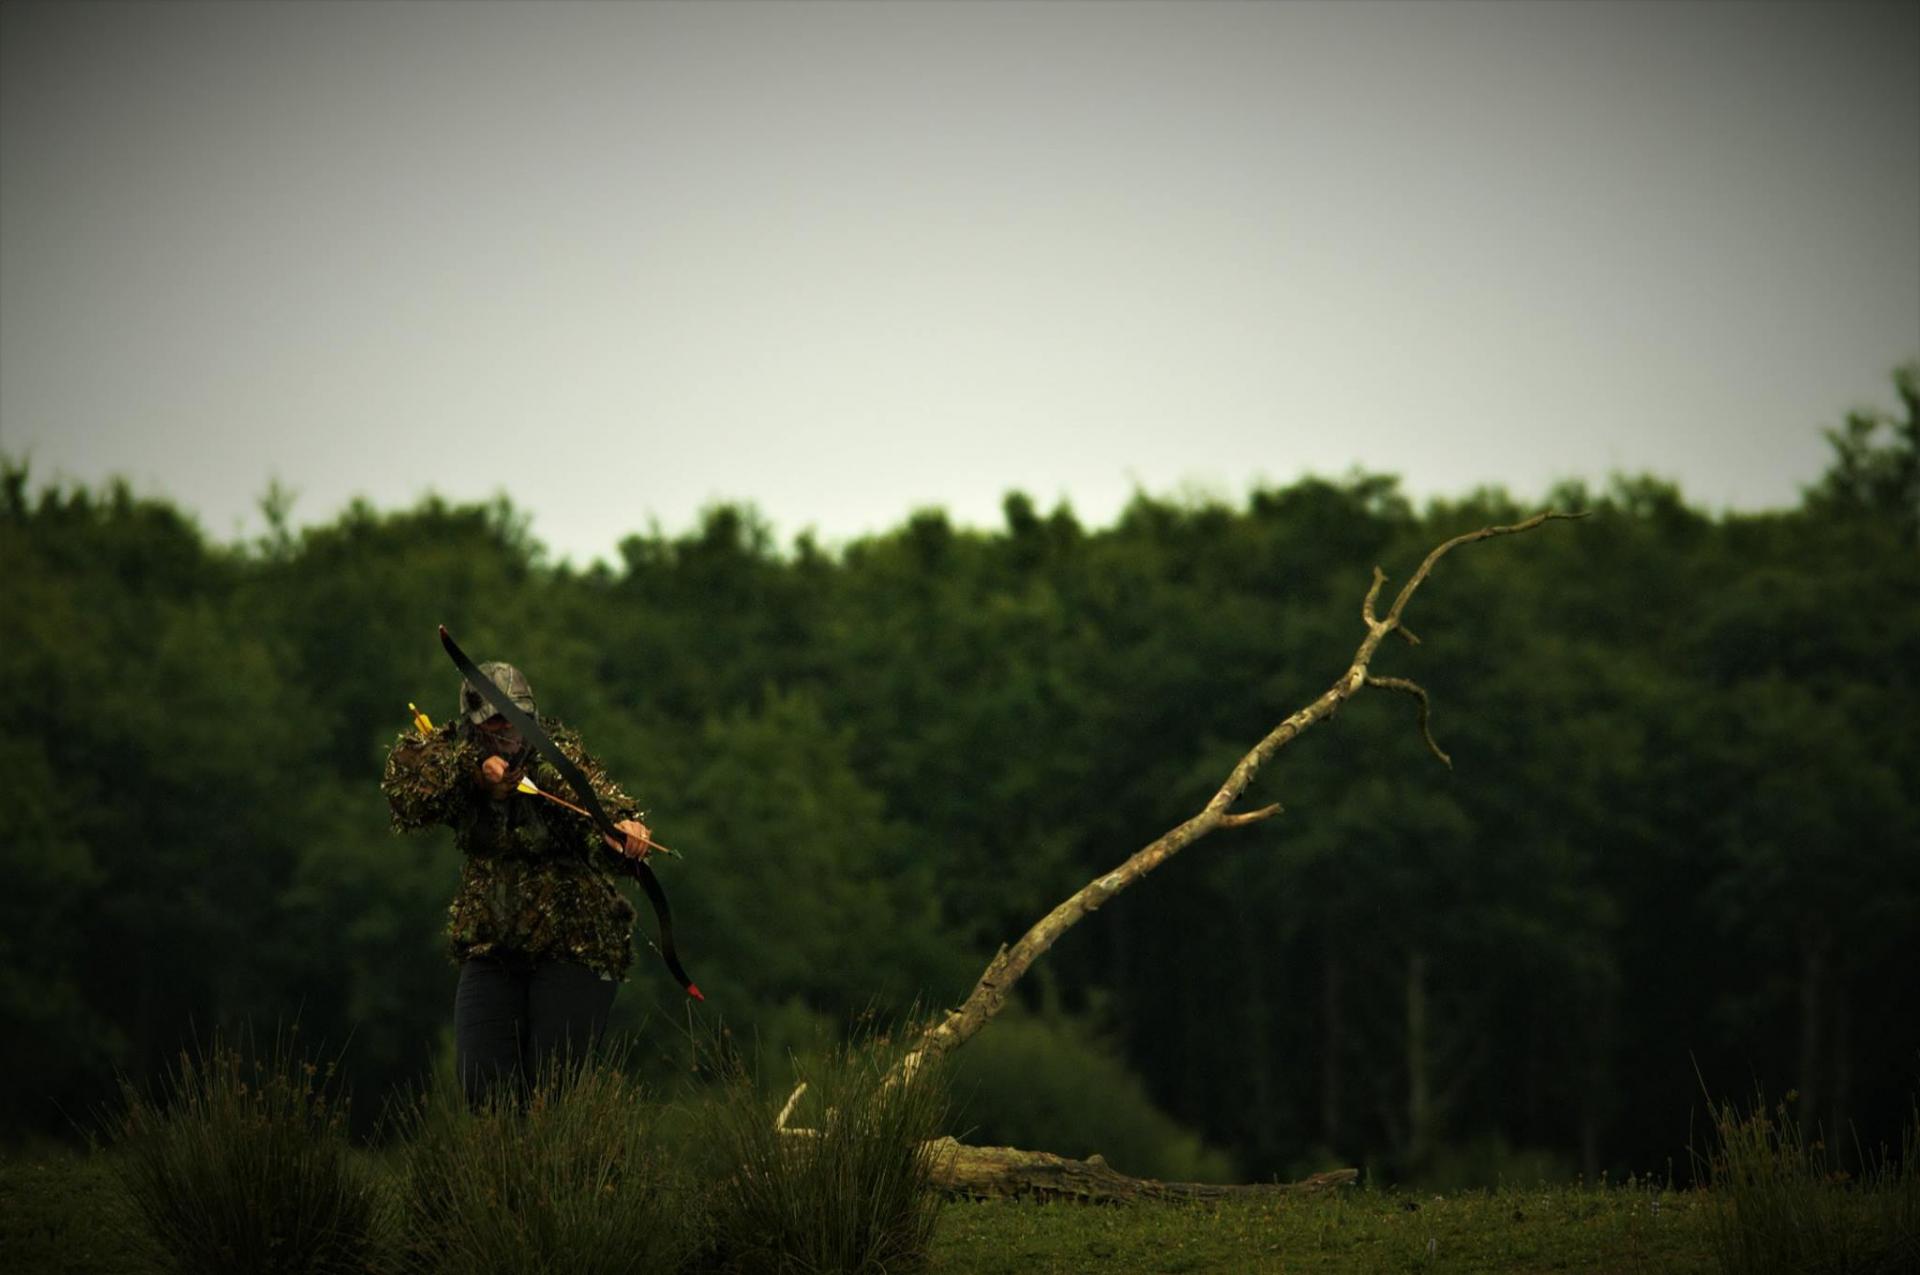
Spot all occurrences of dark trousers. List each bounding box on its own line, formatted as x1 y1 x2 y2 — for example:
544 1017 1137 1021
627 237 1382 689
453 957 617 1109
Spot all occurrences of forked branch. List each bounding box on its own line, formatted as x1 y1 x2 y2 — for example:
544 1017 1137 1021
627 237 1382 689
797 509 1583 1108
898 506 1574 1075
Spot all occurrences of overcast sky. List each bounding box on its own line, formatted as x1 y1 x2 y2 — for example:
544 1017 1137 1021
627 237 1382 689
3 1 1915 565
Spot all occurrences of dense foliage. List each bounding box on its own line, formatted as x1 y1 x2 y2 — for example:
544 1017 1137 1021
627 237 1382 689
3 369 1915 1184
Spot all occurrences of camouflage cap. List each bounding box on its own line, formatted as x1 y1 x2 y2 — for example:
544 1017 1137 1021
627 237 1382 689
459 661 537 725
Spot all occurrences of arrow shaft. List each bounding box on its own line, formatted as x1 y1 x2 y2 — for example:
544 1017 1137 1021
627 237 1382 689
520 784 678 857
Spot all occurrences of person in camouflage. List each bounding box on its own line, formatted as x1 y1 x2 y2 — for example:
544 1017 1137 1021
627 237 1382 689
381 660 654 1107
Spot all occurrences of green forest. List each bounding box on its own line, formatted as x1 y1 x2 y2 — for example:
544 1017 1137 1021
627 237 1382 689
4 369 1916 1190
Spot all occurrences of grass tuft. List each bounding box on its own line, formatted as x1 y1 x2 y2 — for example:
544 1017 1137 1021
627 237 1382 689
1694 1087 1919 1275
104 1027 382 1275
694 1028 952 1274
388 1045 696 1275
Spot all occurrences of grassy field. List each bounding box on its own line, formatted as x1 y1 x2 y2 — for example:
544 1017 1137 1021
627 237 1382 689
1 1148 155 1275
927 1188 1713 1274
3 1145 1715 1274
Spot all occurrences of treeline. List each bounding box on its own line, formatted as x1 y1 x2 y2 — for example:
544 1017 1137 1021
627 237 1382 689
4 372 1916 1184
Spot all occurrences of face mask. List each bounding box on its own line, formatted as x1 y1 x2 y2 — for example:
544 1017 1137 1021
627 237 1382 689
474 718 524 756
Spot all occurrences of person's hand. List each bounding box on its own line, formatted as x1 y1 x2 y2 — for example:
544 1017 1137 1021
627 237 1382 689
477 755 521 799
607 818 652 860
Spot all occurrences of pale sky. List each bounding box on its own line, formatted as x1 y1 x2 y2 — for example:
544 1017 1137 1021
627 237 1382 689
3 1 1915 565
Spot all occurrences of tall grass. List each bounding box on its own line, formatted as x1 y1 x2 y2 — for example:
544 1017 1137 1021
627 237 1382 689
105 1028 383 1275
388 1048 697 1275
1695 1088 1919 1275
100 1020 955 1275
694 1031 951 1275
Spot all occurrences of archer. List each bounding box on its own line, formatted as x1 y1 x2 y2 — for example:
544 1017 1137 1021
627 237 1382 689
381 652 678 1109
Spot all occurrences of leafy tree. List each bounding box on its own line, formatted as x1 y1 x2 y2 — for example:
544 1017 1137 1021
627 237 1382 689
1802 362 1919 545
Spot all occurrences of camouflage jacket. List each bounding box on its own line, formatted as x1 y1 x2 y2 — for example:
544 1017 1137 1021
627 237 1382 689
381 719 641 981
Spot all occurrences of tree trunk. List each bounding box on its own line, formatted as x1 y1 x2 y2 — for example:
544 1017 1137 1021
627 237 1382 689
1523 1004 1543 1147
1578 995 1607 1183
1830 983 1852 1171
1799 932 1828 1140
1235 901 1276 1153
1406 949 1433 1169
1321 939 1344 1150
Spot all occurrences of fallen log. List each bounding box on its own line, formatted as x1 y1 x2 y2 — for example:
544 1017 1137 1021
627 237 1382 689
927 1138 1358 1204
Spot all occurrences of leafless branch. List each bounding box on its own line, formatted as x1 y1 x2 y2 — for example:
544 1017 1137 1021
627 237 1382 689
775 1080 808 1132
791 507 1582 1109
1219 802 1283 828
1366 675 1450 769
1362 566 1388 626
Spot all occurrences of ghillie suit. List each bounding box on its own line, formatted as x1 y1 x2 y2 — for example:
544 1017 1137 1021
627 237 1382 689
380 663 646 982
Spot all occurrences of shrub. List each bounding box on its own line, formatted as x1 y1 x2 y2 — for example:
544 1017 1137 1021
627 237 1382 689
1695 1088 1919 1275
695 1029 950 1274
389 1048 695 1275
948 1011 1235 1183
106 1028 383 1275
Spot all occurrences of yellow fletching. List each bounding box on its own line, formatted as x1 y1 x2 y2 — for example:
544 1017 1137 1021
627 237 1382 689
408 701 434 734
517 777 541 795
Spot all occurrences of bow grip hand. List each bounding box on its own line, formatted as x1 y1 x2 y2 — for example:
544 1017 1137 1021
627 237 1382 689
606 818 653 860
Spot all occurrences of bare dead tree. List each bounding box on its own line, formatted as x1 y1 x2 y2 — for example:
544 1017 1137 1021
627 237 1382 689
782 510 1584 1199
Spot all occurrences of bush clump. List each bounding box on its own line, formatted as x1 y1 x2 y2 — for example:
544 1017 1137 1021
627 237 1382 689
949 1011 1235 1183
103 1020 960 1275
107 1029 382 1275
1697 1088 1919 1275
694 1030 951 1274
389 1050 696 1275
